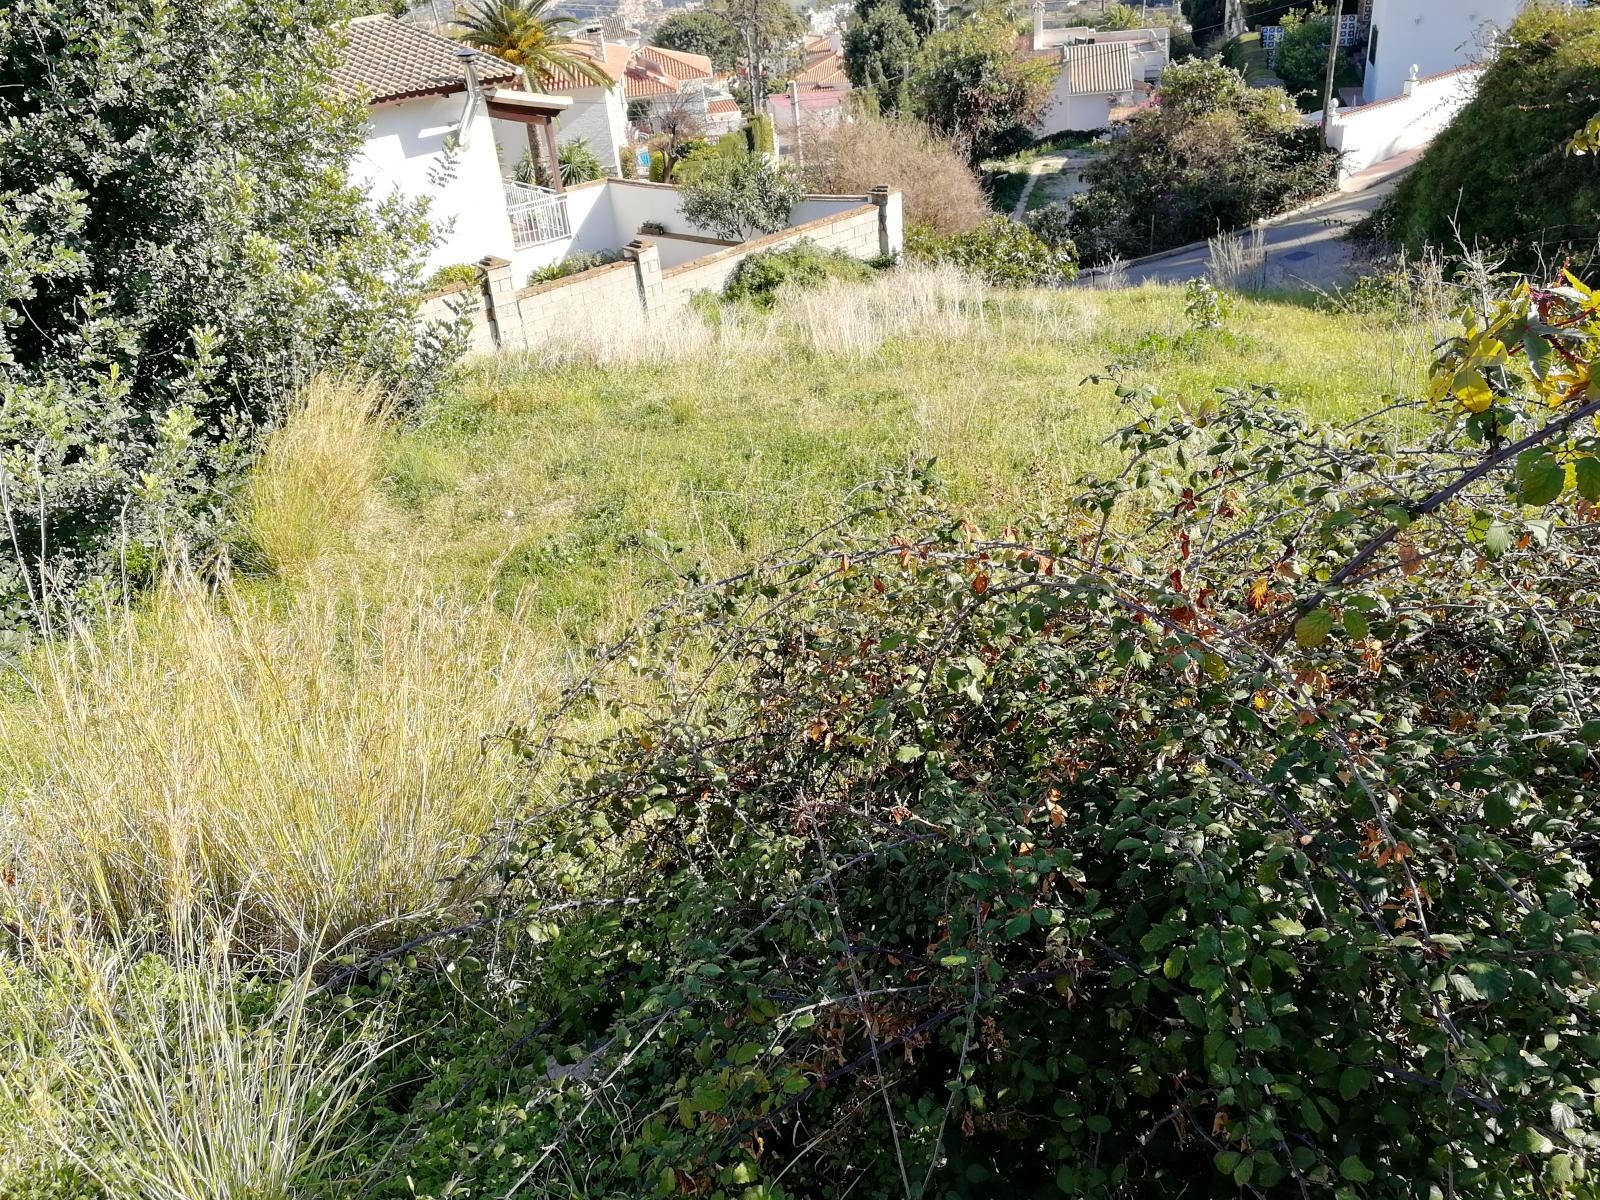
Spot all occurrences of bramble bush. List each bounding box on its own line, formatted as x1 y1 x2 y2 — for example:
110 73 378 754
342 267 1600 1197
723 241 878 308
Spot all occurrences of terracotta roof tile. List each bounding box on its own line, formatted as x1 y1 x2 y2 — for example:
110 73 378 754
335 15 518 104
707 97 741 115
794 47 848 88
624 65 680 99
540 39 631 89
636 45 714 80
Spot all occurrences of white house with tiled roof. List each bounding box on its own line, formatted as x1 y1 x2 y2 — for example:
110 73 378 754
336 15 579 276
1024 12 1170 133
543 38 743 164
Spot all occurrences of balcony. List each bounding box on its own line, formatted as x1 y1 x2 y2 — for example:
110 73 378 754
504 180 571 249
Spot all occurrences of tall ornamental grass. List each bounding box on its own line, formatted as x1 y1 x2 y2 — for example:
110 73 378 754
0 382 553 953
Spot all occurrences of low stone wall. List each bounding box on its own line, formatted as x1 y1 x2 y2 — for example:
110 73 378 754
429 187 902 356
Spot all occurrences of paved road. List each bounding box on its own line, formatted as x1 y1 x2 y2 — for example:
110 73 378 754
1090 149 1424 292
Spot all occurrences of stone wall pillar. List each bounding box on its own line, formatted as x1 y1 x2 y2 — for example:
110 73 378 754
869 186 903 260
479 255 525 352
624 238 665 318
1031 1 1045 50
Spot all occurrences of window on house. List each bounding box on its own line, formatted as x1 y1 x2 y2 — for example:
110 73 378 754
1368 25 1378 66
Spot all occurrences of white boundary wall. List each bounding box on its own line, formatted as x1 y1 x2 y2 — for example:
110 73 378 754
1329 66 1482 178
419 188 903 356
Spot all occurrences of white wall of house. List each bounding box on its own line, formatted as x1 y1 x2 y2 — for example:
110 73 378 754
353 93 517 273
1331 66 1481 177
1033 88 1118 135
556 85 629 174
491 117 540 179
1362 0 1523 103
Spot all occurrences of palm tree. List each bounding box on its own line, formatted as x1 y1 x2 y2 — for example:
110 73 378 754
454 0 613 90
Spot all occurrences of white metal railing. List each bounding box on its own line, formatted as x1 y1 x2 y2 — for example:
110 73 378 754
504 180 571 249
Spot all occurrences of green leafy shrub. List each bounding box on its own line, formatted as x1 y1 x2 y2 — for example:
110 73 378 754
910 19 1054 161
556 137 604 185
1184 276 1231 330
0 0 446 636
526 250 622 287
1069 59 1337 265
909 215 1078 286
1024 201 1077 251
421 263 482 293
1376 5 1600 273
678 154 805 241
722 239 876 307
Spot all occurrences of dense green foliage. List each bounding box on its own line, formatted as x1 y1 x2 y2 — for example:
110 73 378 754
910 20 1054 162
1274 8 1333 102
908 216 1079 287
344 272 1600 1196
0 0 446 637
1182 0 1226 44
722 241 877 308
844 0 920 116
652 10 740 71
1375 6 1600 273
678 155 805 241
557 138 604 185
1069 60 1337 264
525 250 622 287
422 263 484 293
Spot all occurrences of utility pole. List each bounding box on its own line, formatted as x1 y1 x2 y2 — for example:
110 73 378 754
789 79 804 169
1319 0 1342 144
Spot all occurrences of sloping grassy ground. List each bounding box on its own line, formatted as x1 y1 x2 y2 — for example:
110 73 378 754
0 271 1437 1199
376 280 1432 642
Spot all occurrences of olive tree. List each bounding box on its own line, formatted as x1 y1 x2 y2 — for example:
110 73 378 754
677 154 805 242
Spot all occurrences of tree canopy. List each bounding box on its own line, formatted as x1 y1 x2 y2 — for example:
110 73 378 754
651 10 740 72
0 0 444 636
844 0 921 116
910 19 1054 162
1068 59 1337 263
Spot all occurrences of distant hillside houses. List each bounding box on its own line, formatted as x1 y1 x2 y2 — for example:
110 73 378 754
1022 10 1171 133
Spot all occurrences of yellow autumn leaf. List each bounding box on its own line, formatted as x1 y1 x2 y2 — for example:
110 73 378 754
1453 367 1495 413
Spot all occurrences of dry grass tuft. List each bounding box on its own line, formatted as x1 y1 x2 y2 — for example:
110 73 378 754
779 265 990 358
807 117 992 236
0 909 387 1200
0 567 549 953
242 378 390 576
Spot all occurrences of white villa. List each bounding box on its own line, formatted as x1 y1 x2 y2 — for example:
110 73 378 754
1024 10 1170 133
334 15 903 355
1311 0 1544 178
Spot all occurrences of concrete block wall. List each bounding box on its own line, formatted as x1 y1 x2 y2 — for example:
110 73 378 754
426 189 903 355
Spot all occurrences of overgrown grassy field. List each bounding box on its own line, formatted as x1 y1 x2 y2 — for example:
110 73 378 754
0 271 1438 1198
374 277 1431 638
